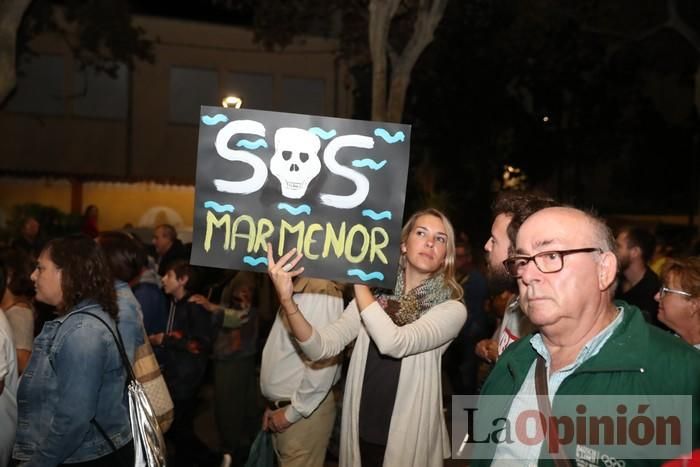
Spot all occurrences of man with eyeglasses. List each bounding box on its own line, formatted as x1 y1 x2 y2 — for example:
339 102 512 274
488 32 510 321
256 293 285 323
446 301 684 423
470 207 700 466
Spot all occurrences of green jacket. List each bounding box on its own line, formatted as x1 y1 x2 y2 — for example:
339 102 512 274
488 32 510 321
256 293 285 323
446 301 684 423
469 303 700 467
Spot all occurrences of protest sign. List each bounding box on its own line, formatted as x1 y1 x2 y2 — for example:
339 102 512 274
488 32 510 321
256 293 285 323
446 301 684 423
190 106 411 289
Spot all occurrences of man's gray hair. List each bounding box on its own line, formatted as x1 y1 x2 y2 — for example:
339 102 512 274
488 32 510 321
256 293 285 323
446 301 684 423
583 208 619 294
583 209 616 253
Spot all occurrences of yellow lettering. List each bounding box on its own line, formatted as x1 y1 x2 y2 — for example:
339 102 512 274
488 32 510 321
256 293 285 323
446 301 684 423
323 222 346 258
345 224 369 263
231 215 256 251
370 227 389 264
303 223 323 260
254 218 275 253
204 211 230 252
279 220 304 255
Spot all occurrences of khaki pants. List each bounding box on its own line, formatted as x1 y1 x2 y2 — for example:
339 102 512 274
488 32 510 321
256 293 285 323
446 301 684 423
272 392 336 467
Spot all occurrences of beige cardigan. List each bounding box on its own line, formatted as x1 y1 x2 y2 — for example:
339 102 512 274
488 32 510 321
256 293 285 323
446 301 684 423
299 298 467 467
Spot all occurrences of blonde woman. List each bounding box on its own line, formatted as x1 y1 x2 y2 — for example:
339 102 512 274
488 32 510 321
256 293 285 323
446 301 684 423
267 208 467 467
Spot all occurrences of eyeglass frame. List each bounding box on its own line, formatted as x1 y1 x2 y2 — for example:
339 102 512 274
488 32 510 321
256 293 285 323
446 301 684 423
502 247 603 278
658 286 693 299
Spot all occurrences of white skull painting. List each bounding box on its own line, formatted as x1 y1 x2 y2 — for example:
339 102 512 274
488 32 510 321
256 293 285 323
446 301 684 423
270 128 322 199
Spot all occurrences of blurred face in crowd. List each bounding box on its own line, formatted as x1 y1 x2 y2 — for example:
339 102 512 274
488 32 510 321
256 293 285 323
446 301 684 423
86 205 99 220
615 231 633 270
31 248 63 307
454 245 469 274
484 213 514 292
23 218 39 239
161 269 186 300
153 227 173 257
655 272 698 341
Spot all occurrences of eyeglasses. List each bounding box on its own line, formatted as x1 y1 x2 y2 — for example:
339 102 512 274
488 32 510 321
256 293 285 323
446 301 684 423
658 286 693 299
502 247 602 278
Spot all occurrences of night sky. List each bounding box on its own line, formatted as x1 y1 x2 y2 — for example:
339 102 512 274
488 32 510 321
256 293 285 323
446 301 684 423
5 0 700 242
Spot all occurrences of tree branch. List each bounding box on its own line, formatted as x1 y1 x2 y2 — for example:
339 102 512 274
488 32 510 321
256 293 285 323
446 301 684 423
0 0 33 103
394 0 447 75
368 0 401 121
386 0 447 121
667 0 700 54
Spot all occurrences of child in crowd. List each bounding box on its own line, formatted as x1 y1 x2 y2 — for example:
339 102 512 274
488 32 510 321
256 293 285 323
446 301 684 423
153 260 221 467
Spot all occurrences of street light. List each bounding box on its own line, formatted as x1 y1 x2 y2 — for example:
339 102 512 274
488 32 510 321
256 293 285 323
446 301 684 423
222 96 242 108
502 164 528 189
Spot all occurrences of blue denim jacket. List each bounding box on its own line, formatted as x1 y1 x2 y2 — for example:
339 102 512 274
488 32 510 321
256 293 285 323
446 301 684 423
13 302 133 466
115 280 146 364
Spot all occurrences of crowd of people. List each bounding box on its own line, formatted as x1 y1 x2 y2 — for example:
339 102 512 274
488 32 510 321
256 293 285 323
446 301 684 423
0 193 698 466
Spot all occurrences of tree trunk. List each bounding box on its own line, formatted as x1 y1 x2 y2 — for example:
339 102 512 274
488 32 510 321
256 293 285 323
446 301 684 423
373 0 448 123
0 0 33 104
368 0 400 121
386 71 410 123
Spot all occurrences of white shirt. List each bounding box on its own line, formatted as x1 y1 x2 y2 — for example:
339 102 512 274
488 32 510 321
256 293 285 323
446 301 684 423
495 296 536 356
260 279 343 423
0 309 19 467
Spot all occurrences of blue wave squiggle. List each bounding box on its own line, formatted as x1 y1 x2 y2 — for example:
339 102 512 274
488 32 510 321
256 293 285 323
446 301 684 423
202 114 229 125
362 209 392 221
352 159 387 170
243 256 268 267
308 127 337 140
236 139 268 150
374 128 405 144
347 269 385 282
278 203 311 216
204 201 235 213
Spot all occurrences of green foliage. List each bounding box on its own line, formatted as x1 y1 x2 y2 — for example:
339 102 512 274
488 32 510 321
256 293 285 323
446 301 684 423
0 203 81 246
18 0 154 76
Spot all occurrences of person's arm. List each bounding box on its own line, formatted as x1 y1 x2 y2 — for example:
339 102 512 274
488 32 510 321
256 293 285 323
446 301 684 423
0 328 10 395
188 294 249 329
6 305 34 374
17 349 31 375
296 299 362 361
474 339 499 363
353 283 375 311
362 299 467 358
27 324 111 466
267 246 361 360
0 344 6 395
267 245 313 341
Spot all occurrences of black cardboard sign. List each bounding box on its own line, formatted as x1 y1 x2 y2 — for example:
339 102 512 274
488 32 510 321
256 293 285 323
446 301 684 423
190 106 411 289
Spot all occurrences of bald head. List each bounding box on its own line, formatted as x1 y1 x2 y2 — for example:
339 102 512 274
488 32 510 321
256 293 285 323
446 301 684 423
517 207 615 256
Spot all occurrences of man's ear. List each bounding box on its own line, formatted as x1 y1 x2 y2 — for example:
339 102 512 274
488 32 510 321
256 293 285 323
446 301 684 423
630 245 642 260
690 297 700 317
178 274 189 287
598 251 618 290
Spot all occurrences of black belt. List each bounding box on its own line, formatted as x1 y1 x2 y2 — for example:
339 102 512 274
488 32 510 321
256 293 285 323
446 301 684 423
266 399 291 410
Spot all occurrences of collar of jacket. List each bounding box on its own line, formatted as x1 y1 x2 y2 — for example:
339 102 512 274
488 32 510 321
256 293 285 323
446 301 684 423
502 302 648 386
55 300 102 322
